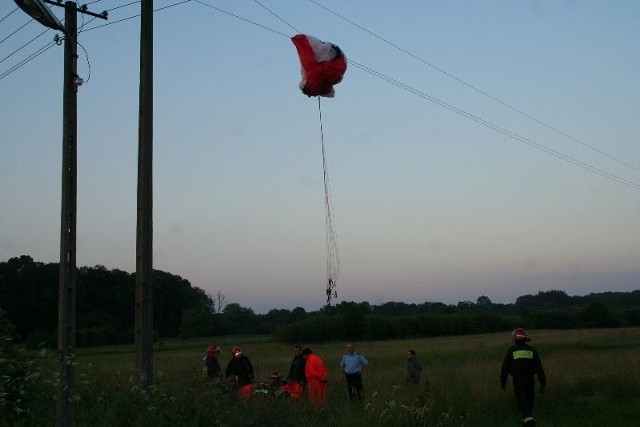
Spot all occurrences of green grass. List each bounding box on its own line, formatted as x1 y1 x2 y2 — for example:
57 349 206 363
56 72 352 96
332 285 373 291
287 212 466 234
5 328 640 426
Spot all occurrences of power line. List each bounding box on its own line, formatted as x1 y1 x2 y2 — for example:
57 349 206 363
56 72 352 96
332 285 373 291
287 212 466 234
1 18 33 45
4 1 637 192
0 7 19 24
82 0 191 32
0 27 50 66
0 41 57 81
348 59 640 191
251 0 300 35
191 2 640 191
192 0 289 38
0 0 191 80
99 0 141 13
306 0 640 174
77 1 145 33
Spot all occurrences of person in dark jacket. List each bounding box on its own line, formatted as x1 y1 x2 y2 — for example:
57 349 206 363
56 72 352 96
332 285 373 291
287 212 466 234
225 345 254 387
500 328 547 427
202 344 222 380
406 349 422 385
286 345 306 388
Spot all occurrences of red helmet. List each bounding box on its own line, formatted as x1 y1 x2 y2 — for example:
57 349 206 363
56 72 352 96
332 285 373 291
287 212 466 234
231 346 243 357
206 344 221 357
512 328 529 341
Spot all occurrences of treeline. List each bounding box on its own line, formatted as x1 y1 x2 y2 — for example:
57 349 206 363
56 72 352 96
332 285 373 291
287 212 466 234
0 256 307 347
1 256 639 347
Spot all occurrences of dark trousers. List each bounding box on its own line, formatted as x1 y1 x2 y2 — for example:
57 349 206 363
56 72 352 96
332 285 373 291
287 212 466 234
345 372 363 401
514 382 535 425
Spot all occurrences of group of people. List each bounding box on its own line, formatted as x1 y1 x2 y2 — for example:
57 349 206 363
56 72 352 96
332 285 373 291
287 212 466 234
202 341 418 404
202 343 331 403
203 329 546 426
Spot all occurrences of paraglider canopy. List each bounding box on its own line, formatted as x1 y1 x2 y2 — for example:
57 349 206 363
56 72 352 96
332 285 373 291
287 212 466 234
291 34 347 97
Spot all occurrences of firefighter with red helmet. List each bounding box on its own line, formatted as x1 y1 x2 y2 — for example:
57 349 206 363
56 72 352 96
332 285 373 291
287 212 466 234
203 344 222 380
500 328 547 427
225 346 255 399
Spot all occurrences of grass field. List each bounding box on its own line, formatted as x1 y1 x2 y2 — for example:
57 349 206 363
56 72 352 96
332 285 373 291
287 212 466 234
10 328 640 426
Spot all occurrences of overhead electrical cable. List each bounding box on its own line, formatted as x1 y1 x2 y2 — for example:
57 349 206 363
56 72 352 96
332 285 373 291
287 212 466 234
78 0 140 34
1 18 33 45
251 0 300 34
0 41 56 81
0 27 50 66
192 1 640 192
82 0 191 32
0 7 19 24
0 0 193 81
78 1 139 33
104 0 141 12
348 59 640 191
192 0 289 38
306 0 640 174
4 0 637 192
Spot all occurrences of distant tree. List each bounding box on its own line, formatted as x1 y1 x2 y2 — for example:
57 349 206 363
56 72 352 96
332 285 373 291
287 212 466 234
80 309 119 329
579 301 619 328
222 303 258 334
289 306 307 323
362 315 401 340
624 308 640 326
584 291 640 309
476 295 493 307
179 308 215 338
77 265 134 334
153 270 211 337
6 255 640 346
275 313 342 343
212 290 227 314
526 309 578 329
457 301 475 310
260 309 291 329
420 302 451 313
516 290 571 310
332 301 370 339
469 311 511 333
373 301 420 316
0 256 58 342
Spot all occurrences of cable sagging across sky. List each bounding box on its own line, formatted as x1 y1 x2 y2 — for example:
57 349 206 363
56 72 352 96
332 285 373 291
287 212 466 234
306 0 640 174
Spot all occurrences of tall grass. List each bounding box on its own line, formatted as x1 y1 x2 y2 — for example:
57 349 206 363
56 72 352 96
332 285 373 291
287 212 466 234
3 329 639 426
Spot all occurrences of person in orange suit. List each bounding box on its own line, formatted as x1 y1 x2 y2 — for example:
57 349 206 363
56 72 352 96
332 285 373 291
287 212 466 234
302 348 328 404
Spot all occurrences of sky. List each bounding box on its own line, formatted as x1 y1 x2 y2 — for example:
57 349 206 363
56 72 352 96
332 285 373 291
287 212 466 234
1 0 639 314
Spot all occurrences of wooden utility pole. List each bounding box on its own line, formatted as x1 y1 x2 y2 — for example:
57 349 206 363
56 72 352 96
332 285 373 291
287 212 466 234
57 2 77 424
135 0 154 389
13 1 106 425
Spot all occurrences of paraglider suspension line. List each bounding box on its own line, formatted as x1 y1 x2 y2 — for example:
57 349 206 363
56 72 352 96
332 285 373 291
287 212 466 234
317 97 340 304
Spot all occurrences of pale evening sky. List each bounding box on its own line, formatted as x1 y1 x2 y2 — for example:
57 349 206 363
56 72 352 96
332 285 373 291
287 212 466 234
1 0 639 313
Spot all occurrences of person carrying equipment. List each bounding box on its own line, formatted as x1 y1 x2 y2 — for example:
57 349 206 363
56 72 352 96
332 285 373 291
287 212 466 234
500 328 547 427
